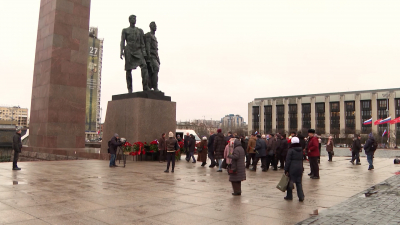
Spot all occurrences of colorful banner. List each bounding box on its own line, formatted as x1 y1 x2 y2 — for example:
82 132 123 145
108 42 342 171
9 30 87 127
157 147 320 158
363 118 372 125
390 117 400 124
85 37 100 132
379 117 392 125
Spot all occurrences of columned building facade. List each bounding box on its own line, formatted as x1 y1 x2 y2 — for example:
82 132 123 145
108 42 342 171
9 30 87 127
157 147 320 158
248 88 400 146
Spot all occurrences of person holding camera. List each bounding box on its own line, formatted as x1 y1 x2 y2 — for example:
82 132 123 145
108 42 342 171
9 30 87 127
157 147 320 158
109 133 124 167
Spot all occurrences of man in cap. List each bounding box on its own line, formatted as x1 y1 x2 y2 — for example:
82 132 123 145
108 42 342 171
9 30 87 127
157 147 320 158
12 127 23 170
307 129 320 179
109 133 124 167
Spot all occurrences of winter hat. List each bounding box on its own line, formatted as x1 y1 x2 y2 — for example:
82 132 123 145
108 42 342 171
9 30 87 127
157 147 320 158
169 132 174 138
114 133 119 137
291 137 300 144
217 129 222 133
202 136 207 141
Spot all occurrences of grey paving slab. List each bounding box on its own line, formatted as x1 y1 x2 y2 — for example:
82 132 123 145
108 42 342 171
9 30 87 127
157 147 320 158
0 156 398 224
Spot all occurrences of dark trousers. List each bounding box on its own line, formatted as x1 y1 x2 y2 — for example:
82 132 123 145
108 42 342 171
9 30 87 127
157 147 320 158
246 153 256 168
286 181 304 200
166 152 175 171
309 156 319 177
13 151 19 168
231 181 241 193
328 152 333 161
318 144 321 162
253 156 266 170
185 147 190 160
279 155 287 168
109 154 116 167
159 150 166 161
351 151 360 163
266 155 277 170
208 150 216 166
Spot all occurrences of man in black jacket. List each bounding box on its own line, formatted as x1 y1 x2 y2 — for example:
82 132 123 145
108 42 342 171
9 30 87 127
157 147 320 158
109 133 124 167
12 127 22 170
208 131 217 167
351 135 362 165
184 132 190 161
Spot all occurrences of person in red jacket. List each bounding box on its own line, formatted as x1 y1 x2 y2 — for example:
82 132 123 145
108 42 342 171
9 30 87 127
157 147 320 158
307 129 320 179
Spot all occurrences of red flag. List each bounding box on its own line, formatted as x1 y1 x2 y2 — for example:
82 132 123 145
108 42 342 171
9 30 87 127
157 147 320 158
374 119 382 125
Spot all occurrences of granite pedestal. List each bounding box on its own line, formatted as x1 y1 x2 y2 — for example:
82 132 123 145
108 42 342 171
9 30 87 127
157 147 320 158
101 92 176 154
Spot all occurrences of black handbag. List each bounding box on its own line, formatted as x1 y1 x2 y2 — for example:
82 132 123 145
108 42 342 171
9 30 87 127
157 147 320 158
221 159 228 169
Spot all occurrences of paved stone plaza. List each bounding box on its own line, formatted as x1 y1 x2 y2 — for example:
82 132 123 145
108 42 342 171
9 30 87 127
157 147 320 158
0 155 399 225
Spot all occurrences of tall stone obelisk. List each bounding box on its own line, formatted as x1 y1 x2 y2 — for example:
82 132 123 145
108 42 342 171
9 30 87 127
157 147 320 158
29 0 91 149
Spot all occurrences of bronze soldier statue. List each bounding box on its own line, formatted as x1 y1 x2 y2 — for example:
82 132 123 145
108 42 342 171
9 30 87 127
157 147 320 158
120 15 149 92
144 22 160 92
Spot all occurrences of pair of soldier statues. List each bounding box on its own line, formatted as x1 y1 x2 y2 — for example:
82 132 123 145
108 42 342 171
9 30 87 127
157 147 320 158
120 15 160 93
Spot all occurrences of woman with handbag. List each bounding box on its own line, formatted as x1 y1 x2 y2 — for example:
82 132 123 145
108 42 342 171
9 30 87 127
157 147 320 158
197 137 208 167
284 137 305 202
227 139 246 196
326 136 334 162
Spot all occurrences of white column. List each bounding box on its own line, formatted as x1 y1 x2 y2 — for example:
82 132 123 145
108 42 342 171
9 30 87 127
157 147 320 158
248 102 253 134
355 94 361 133
325 96 330 134
389 92 396 148
340 95 345 137
297 98 302 131
272 99 277 133
311 97 316 129
260 101 265 134
284 98 289 134
372 93 378 134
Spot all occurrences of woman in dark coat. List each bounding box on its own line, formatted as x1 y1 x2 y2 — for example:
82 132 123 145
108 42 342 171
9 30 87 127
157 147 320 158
326 136 334 162
197 137 208 167
213 129 226 172
228 139 246 196
187 134 196 163
284 137 305 201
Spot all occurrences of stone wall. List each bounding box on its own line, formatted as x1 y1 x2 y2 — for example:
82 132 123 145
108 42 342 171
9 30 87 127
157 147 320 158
10 150 89 162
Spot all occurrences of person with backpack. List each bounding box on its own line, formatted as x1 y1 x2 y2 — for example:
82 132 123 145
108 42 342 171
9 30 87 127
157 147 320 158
109 133 124 167
351 135 362 165
364 133 377 170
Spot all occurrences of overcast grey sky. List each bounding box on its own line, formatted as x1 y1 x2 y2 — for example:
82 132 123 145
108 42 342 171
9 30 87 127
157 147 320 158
0 0 399 123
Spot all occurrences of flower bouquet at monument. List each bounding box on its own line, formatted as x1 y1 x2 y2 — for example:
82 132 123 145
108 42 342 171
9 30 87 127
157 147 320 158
175 141 184 161
148 140 159 153
131 142 144 156
122 141 133 155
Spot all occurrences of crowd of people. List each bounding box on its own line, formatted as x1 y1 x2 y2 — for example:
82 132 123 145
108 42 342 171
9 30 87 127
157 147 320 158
104 127 378 199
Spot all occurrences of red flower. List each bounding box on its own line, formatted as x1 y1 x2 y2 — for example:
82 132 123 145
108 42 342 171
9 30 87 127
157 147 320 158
149 150 154 153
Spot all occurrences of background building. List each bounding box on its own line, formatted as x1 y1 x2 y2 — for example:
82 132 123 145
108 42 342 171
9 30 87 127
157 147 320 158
248 88 400 147
0 106 28 127
220 114 245 128
85 27 104 140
